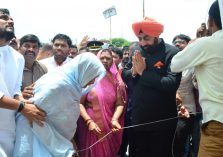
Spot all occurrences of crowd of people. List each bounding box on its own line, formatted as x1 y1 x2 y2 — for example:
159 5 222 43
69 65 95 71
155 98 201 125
0 0 222 157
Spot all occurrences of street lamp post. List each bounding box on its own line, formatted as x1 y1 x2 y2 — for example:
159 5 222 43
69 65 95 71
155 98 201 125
109 16 112 39
103 6 117 39
143 0 145 18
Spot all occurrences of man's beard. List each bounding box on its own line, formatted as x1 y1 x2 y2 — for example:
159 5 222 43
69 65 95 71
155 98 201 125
122 57 129 65
141 38 159 53
0 28 15 42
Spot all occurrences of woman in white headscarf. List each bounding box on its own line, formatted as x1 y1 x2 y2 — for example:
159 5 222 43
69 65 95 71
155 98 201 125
13 52 106 157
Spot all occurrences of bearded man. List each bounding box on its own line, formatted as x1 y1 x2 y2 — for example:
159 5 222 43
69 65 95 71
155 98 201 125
0 9 46 157
122 17 181 157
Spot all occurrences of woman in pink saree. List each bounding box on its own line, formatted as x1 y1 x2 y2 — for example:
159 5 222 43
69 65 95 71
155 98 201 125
77 49 127 157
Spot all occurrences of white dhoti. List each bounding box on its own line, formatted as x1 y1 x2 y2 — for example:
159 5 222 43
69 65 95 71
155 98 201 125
0 109 16 157
0 131 15 157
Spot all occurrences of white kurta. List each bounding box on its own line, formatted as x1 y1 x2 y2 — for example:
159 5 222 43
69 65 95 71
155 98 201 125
39 56 71 72
171 30 223 124
0 45 24 157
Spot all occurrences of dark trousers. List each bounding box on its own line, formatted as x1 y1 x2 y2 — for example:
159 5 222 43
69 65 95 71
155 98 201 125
173 115 196 157
129 129 176 157
118 111 133 157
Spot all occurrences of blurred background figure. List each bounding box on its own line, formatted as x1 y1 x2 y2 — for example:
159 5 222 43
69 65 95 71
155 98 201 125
87 40 104 55
68 44 78 58
9 36 19 51
196 23 212 38
36 43 53 61
172 34 191 51
120 46 130 71
111 47 123 69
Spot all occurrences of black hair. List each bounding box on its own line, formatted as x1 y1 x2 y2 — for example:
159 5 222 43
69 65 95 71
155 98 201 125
70 44 77 49
20 34 41 47
122 46 129 52
0 9 10 15
40 43 52 51
111 47 123 59
172 34 191 44
52 33 72 48
209 0 222 29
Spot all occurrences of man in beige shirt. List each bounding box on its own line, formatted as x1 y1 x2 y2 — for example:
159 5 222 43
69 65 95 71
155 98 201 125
19 34 47 99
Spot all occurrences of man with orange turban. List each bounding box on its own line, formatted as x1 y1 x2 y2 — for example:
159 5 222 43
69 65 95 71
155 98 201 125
122 17 181 157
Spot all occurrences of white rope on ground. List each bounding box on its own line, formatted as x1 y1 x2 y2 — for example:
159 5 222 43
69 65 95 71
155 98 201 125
77 131 112 153
75 112 203 155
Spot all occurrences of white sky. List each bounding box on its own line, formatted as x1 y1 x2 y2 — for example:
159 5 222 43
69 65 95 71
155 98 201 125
1 0 215 44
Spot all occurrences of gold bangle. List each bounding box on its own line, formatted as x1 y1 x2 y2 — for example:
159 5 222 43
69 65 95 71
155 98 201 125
85 118 92 123
87 121 93 128
86 120 93 127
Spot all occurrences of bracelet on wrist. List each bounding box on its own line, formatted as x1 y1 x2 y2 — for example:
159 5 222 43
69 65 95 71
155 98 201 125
86 119 93 127
17 101 25 112
87 121 93 128
85 118 92 123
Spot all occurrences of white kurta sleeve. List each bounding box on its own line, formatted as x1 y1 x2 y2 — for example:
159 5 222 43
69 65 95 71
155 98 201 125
0 91 4 99
171 37 209 72
13 57 24 97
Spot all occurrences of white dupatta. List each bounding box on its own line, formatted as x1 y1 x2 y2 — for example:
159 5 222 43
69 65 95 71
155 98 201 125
14 52 106 157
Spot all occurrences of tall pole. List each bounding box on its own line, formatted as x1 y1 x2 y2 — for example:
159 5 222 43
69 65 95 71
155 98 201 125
109 16 112 39
143 0 145 18
103 6 116 40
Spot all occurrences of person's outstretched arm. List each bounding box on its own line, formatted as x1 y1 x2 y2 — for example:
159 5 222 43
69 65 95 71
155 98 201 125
0 95 46 126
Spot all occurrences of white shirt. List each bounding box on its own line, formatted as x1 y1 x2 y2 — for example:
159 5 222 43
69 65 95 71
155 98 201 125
39 56 71 72
171 30 223 123
0 45 24 134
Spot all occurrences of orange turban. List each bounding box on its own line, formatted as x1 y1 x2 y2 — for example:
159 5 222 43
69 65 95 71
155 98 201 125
132 17 164 38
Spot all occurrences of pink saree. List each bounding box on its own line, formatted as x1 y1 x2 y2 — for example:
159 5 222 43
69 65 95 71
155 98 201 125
77 61 126 157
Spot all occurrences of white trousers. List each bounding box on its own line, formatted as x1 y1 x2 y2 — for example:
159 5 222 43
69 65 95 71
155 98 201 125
0 132 15 157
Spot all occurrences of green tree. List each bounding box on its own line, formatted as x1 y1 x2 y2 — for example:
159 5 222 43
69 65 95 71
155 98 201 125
110 38 130 48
